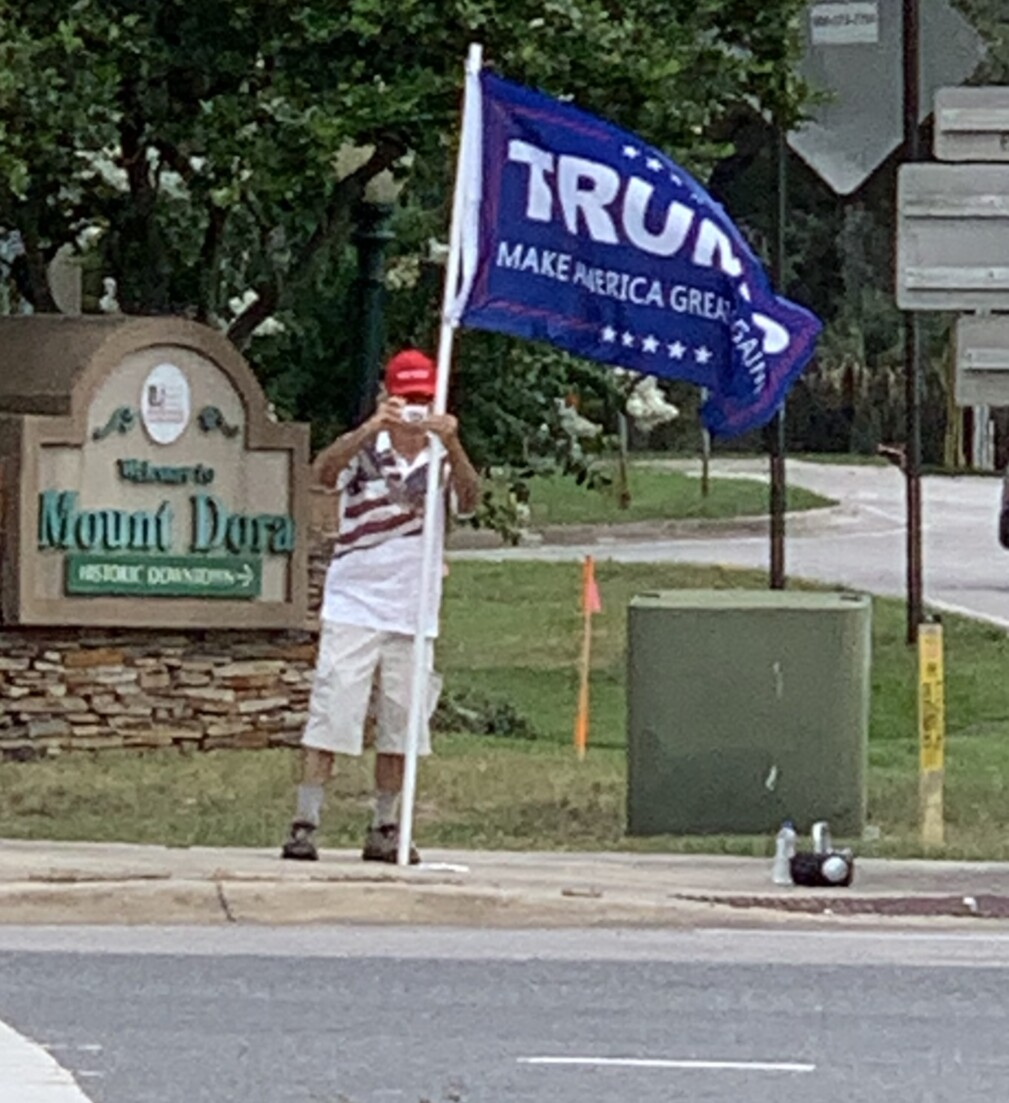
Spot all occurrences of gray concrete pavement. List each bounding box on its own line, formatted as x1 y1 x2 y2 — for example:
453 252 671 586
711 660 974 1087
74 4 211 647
452 459 1009 628
5 840 1009 928
3 925 1009 1102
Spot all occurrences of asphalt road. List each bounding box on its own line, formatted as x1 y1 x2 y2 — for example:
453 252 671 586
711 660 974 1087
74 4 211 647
3 925 1009 1103
454 459 1009 628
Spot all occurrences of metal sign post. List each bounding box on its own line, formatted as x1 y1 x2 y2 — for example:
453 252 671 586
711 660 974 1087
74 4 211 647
902 0 924 646
769 126 788 591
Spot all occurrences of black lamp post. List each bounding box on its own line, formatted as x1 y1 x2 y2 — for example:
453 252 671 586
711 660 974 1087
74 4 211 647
352 198 396 423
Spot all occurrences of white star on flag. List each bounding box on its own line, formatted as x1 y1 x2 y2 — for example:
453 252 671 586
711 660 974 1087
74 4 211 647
641 335 659 353
695 345 712 364
646 157 663 172
670 173 682 186
667 341 686 359
601 326 616 343
621 331 635 347
622 145 640 159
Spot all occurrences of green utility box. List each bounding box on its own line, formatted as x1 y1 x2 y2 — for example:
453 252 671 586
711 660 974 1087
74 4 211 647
627 590 871 837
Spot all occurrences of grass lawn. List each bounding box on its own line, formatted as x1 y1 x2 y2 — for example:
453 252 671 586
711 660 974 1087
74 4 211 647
2 560 1008 858
522 465 832 527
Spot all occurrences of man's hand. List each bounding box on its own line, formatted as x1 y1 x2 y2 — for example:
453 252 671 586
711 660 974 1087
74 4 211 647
422 412 480 514
422 413 459 445
313 398 405 489
368 397 406 434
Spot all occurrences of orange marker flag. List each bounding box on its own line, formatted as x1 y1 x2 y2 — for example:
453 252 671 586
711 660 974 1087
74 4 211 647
574 556 600 758
582 555 602 615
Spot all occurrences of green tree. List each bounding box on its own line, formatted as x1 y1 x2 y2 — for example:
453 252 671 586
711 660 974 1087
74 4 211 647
0 0 811 462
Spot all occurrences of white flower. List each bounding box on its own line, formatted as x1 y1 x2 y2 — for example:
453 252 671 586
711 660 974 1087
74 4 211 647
625 375 679 430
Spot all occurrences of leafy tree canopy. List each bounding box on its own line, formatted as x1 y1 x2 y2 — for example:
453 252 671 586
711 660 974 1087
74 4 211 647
0 0 809 338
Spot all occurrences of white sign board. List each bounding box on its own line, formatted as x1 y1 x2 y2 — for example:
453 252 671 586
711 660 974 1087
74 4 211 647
935 87 1009 163
897 164 1009 311
956 316 1009 406
810 2 880 46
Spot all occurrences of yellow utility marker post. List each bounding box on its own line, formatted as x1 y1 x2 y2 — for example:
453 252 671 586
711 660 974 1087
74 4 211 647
918 618 945 848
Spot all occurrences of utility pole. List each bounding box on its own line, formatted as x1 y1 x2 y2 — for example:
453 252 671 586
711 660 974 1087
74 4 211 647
903 0 924 643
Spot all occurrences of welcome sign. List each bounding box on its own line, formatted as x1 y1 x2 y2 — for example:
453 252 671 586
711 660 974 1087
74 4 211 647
0 317 309 629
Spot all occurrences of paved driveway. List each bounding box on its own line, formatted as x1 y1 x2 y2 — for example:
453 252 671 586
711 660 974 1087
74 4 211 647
454 459 1009 627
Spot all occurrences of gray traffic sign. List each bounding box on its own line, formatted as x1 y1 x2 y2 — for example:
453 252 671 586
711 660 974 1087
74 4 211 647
935 87 1009 163
956 316 1009 406
897 163 1009 311
789 0 985 196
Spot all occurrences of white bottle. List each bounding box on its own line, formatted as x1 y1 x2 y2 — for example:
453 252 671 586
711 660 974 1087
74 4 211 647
772 821 797 885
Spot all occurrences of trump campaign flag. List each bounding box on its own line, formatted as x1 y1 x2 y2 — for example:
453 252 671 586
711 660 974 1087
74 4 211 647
448 64 822 437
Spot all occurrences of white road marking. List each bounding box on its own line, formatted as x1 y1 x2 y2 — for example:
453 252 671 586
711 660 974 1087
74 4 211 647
0 1019 95 1102
518 1055 815 1073
927 596 1009 632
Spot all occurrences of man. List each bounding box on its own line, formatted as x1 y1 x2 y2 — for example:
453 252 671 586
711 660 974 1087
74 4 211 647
282 348 480 863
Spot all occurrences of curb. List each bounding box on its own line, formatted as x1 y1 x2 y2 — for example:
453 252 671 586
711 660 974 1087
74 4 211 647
447 506 846 552
4 876 1009 929
0 878 706 928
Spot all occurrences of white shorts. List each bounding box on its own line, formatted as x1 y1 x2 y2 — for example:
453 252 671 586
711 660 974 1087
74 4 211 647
301 621 442 757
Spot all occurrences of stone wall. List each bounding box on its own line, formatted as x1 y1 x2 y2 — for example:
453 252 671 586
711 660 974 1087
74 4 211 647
0 628 319 760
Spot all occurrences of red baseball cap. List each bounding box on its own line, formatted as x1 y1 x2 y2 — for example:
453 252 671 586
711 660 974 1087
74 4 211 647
385 349 437 397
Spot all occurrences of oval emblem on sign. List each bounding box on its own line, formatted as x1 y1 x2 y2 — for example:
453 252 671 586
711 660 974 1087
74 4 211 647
140 362 191 445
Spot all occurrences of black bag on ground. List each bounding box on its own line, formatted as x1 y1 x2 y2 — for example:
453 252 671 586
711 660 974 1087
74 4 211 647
790 851 854 888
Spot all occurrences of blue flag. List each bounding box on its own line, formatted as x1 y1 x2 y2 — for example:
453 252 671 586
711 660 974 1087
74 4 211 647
453 71 822 438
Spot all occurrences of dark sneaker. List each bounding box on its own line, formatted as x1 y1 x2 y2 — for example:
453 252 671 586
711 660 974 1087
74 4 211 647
362 823 420 865
281 821 318 861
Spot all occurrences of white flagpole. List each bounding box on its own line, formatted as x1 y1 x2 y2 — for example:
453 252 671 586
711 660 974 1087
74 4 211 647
397 42 484 867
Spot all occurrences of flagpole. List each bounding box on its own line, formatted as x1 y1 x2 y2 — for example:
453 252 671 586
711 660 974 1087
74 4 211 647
397 42 484 867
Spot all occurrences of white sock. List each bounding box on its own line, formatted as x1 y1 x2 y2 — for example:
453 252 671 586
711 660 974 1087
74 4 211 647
295 784 324 828
372 790 400 829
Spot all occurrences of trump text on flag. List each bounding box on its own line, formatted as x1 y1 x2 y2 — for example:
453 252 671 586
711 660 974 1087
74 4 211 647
457 74 822 437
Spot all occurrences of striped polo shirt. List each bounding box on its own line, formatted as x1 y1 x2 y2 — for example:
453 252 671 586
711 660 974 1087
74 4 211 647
321 431 450 636
333 432 448 558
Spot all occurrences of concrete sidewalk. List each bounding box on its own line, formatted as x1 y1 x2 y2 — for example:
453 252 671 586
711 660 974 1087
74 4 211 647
4 839 1009 929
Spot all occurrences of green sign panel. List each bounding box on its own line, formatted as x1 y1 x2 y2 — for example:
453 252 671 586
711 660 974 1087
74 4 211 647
66 553 262 599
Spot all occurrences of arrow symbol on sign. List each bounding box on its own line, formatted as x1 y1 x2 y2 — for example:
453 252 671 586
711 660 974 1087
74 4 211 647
237 564 254 588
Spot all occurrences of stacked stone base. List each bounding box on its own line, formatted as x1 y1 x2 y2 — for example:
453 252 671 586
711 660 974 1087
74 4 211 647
0 629 317 760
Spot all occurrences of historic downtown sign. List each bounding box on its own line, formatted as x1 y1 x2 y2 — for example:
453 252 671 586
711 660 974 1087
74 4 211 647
0 316 309 629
